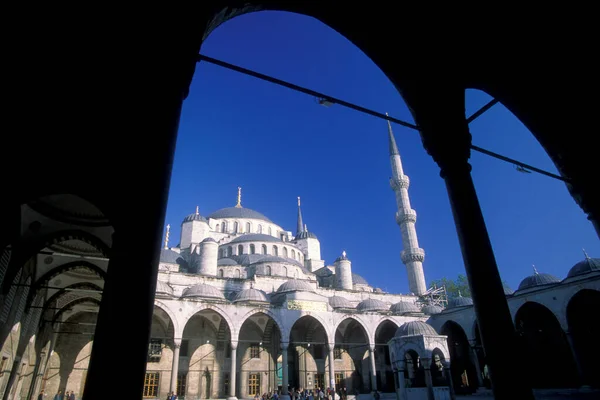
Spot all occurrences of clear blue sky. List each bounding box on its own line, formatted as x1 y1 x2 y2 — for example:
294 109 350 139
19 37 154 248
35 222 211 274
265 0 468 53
163 11 599 294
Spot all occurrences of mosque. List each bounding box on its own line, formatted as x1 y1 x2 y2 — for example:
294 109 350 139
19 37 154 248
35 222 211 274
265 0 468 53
0 123 598 400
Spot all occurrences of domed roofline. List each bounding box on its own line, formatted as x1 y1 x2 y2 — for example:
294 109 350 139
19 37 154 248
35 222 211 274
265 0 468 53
517 266 561 291
566 250 600 279
229 234 282 244
208 207 273 222
395 321 438 337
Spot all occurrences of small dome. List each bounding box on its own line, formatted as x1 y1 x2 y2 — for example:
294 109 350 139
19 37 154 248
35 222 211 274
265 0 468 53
395 321 438 337
207 207 272 222
446 295 474 309
518 271 560 290
357 298 389 313
277 280 315 293
182 283 225 300
232 288 269 303
230 234 282 244
567 257 600 278
201 237 217 243
156 280 173 296
503 282 514 295
422 304 444 315
329 295 354 309
217 258 238 266
295 231 318 240
391 301 420 315
352 273 369 286
160 248 183 264
183 213 208 223
374 288 384 293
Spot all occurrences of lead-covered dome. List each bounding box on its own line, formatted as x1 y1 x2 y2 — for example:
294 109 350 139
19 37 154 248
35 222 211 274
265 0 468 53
182 283 226 300
391 301 420 315
357 298 389 312
232 288 269 303
208 207 272 222
160 248 183 264
422 304 443 315
503 282 514 295
217 258 239 266
230 234 281 244
295 231 318 240
182 213 208 223
446 295 473 309
567 256 600 278
352 273 369 286
277 280 315 293
156 280 173 296
395 321 437 337
329 295 354 309
518 271 560 290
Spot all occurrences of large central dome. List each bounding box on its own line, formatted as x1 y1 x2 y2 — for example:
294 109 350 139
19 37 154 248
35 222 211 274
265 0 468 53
207 207 272 222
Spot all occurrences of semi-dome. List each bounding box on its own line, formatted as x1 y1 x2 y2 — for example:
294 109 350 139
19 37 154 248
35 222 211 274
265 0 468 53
201 237 217 243
395 321 438 337
156 280 173 296
217 258 238 266
207 207 272 222
182 213 208 223
232 288 269 303
277 279 315 293
567 257 600 278
329 295 354 309
446 295 474 309
295 231 318 240
352 273 369 286
391 301 420 315
422 304 444 315
518 271 560 290
230 234 282 244
182 283 226 300
160 248 183 264
357 298 389 312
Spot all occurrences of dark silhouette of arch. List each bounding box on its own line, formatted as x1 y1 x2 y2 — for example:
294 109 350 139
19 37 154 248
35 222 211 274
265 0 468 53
289 315 329 391
430 348 447 387
335 318 369 393
403 350 425 388
374 320 397 392
566 289 600 387
441 321 477 394
515 301 577 388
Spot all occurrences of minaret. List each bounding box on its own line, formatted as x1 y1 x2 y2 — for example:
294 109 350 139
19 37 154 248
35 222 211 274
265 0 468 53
387 113 427 295
296 196 304 235
163 224 170 249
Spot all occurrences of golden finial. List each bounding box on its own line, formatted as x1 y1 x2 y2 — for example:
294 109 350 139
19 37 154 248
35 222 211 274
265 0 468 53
195 205 199 215
164 224 170 249
298 196 301 207
235 187 242 208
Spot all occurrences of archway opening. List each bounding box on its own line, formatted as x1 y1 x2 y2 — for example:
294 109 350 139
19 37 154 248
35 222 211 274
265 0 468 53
440 321 477 394
515 301 577 388
430 348 446 387
374 320 397 393
403 349 425 388
334 318 369 394
289 315 329 393
566 289 600 388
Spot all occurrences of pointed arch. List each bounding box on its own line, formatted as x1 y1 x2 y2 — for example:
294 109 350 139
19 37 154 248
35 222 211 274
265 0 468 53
181 304 235 342
334 315 373 345
153 299 181 338
236 308 287 342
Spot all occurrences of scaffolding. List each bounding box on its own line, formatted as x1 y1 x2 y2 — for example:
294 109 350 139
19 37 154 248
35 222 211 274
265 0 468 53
417 284 448 309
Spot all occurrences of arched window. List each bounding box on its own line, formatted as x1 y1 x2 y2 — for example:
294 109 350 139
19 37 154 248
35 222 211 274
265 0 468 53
238 245 243 255
218 269 224 278
235 269 241 278
283 247 288 258
246 222 251 233
222 222 227 233
227 246 233 257
273 246 278 256
250 244 255 254
258 225 263 234
233 221 239 233
266 265 272 276
283 266 288 277
220 249 225 258
262 244 267 255
291 250 295 259
216 224 220 232
268 226 272 236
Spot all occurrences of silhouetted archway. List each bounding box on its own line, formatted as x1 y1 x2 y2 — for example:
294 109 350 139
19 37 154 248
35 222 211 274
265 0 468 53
374 320 397 392
334 318 370 393
515 302 577 388
440 321 476 394
289 315 328 392
567 289 600 387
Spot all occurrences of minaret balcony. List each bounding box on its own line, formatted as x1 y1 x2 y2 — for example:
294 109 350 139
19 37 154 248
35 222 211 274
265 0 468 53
396 209 417 224
401 248 425 263
390 175 410 190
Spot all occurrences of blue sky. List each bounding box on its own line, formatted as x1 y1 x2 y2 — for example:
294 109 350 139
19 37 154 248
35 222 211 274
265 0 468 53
163 11 599 294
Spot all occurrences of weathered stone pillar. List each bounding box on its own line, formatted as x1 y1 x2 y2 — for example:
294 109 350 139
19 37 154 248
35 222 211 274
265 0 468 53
368 344 377 392
442 361 455 400
328 343 336 393
28 350 46 400
228 340 238 400
280 342 290 400
170 339 181 393
565 331 585 386
421 359 434 400
2 356 21 400
402 87 534 400
395 367 406 400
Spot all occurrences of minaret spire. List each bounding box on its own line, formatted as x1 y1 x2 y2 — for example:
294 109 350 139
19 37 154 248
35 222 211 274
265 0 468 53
387 114 427 295
583 248 590 259
164 224 170 249
235 187 242 208
296 196 304 235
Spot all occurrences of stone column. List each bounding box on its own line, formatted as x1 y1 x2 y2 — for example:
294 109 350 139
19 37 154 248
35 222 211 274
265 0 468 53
421 359 434 400
28 350 46 400
469 346 484 388
565 331 585 386
368 344 377 392
407 90 534 400
280 342 290 400
395 367 406 400
2 356 21 400
328 343 336 394
228 340 238 400
170 339 181 393
442 361 455 400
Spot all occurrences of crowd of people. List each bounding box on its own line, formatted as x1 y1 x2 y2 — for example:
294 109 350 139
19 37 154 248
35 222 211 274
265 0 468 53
37 390 77 400
253 385 375 400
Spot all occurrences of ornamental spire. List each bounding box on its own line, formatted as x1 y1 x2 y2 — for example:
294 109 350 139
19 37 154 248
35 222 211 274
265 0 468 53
386 112 400 156
296 196 304 235
583 248 590 259
533 265 539 275
164 224 170 249
235 187 242 208
195 205 199 215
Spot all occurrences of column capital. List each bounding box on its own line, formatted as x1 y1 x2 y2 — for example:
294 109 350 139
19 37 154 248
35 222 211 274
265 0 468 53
328 343 335 351
281 341 289 350
369 343 375 352
173 338 182 347
230 340 238 350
